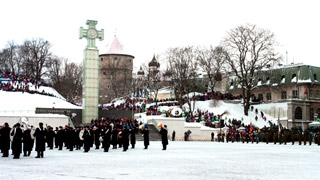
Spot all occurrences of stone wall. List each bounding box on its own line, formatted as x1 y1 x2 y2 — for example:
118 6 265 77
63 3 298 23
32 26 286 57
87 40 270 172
99 54 134 104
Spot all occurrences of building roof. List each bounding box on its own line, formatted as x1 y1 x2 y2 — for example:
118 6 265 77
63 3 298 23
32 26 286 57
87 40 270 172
103 35 134 58
148 55 160 67
137 66 145 75
227 64 320 91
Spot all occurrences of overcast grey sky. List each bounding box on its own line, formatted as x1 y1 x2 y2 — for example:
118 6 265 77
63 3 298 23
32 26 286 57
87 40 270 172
1 0 319 71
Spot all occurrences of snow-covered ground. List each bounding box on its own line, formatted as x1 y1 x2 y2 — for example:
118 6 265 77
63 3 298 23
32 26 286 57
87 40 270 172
1 141 319 180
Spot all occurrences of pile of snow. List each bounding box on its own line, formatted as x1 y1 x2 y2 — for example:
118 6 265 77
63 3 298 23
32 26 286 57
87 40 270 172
103 97 126 107
183 100 277 128
0 91 81 116
183 92 204 98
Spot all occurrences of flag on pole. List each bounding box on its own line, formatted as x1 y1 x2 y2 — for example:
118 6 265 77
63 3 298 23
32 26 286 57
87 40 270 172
301 120 304 132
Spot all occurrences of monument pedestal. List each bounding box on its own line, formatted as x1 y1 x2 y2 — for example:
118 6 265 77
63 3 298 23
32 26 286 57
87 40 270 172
82 49 99 124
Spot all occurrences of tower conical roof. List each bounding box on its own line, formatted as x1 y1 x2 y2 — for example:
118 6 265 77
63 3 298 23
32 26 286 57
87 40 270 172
106 35 126 54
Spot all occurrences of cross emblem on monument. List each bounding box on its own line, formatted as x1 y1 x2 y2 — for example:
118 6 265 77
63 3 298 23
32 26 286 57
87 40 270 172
79 20 104 48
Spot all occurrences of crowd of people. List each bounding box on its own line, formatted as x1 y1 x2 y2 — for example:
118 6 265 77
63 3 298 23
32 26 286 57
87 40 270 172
0 118 169 159
211 124 320 146
0 71 66 100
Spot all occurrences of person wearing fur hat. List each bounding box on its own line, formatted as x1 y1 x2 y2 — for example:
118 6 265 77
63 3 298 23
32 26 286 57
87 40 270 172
159 125 168 150
11 123 23 159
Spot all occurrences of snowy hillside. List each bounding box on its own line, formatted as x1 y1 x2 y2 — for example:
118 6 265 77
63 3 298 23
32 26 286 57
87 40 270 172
183 100 278 128
0 89 81 116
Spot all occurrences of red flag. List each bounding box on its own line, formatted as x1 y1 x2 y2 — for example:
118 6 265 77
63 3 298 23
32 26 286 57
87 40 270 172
304 88 308 95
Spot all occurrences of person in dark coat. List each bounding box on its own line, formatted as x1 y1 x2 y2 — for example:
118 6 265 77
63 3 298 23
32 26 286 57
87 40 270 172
68 127 76 151
172 130 176 141
130 125 136 149
83 126 91 153
211 132 214 141
160 125 168 150
122 126 129 152
46 127 55 150
34 122 47 158
111 127 118 149
93 126 101 149
54 127 59 148
75 127 82 150
11 123 23 159
1 123 11 157
22 127 33 156
102 125 111 152
57 126 64 150
142 126 149 149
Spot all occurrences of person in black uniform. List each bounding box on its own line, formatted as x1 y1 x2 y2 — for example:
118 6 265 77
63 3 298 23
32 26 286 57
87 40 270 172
83 126 91 153
22 126 33 156
142 125 149 149
160 125 168 150
111 127 118 149
122 126 129 152
57 126 64 150
34 122 47 158
46 126 55 150
130 125 136 149
102 125 111 152
11 123 23 159
93 126 101 149
1 122 11 157
172 130 176 141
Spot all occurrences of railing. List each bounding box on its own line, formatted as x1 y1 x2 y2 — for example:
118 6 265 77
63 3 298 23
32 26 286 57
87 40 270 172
151 118 160 131
0 110 34 114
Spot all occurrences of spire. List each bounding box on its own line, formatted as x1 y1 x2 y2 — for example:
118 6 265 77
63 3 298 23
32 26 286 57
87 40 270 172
148 54 160 68
137 66 145 75
107 35 125 54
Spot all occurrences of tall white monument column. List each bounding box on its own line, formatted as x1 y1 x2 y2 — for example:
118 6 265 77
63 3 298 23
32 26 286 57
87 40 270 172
79 20 104 124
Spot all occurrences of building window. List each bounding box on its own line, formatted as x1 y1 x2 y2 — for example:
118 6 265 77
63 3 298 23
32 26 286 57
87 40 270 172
317 90 320 98
103 71 106 75
310 108 314 121
295 107 302 120
100 58 103 61
317 108 320 118
258 94 263 101
281 75 285 83
281 91 287 99
107 85 110 89
310 90 313 98
292 90 298 98
267 92 272 101
314 74 317 81
291 74 297 82
266 77 270 84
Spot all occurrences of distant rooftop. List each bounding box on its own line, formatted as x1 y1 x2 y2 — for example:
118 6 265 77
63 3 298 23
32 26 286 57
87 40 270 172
103 35 134 57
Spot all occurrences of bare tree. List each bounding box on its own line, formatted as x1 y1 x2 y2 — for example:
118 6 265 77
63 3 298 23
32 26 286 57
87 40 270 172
22 38 53 80
166 46 198 116
0 41 24 74
49 57 82 103
196 46 226 94
222 24 280 115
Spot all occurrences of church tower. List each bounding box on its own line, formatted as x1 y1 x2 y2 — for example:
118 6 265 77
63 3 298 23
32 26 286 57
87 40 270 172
148 55 160 82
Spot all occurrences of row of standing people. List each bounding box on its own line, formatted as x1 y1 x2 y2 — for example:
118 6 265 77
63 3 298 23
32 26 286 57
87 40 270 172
0 122 47 159
0 120 169 159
